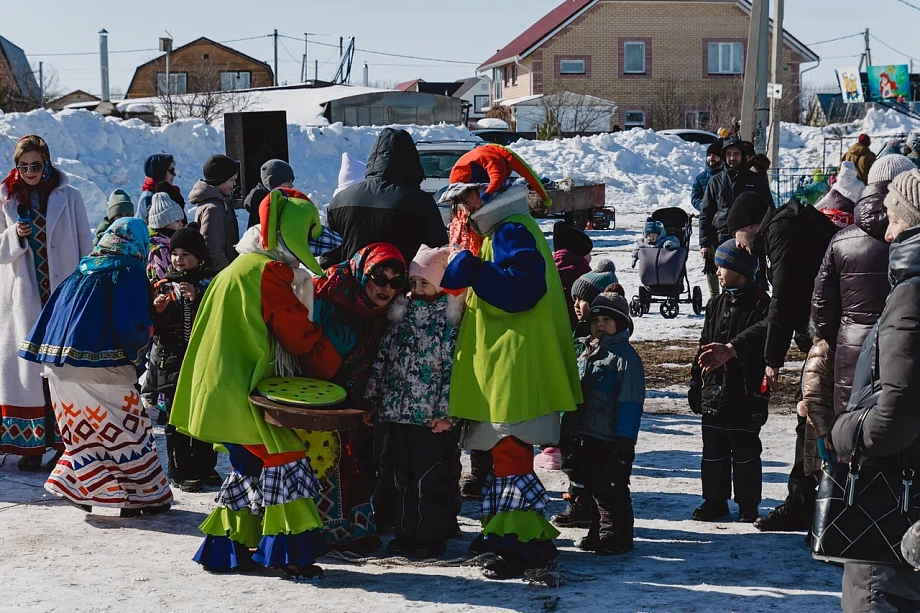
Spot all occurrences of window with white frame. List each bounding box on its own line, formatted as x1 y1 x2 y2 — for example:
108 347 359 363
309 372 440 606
624 110 646 129
221 71 251 91
156 72 187 95
511 65 518 86
624 42 646 74
474 95 490 113
708 43 744 75
493 68 502 99
559 59 586 75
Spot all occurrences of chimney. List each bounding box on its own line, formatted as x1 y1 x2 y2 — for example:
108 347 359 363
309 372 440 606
99 29 110 102
363 62 369 87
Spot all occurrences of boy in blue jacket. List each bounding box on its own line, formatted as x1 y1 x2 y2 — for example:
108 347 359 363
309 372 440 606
561 288 645 555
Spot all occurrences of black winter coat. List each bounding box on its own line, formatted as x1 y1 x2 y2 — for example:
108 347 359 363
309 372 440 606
689 285 771 423
322 128 447 266
733 199 839 368
831 225 920 466
698 166 771 248
811 182 891 416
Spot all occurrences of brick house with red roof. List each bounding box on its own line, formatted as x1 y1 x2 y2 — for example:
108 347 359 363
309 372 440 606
479 0 818 130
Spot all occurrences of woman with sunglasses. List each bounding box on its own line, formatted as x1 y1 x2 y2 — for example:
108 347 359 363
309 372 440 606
0 134 92 470
136 153 183 223
308 242 408 551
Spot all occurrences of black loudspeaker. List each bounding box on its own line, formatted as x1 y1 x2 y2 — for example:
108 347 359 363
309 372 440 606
224 111 289 196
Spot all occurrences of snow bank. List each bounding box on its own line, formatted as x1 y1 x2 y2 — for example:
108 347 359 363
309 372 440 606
0 109 470 225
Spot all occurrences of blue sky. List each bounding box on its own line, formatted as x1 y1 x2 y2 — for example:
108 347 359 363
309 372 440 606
2 0 917 97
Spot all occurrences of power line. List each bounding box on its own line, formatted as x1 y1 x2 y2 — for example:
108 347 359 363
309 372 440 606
278 33 477 65
894 0 920 12
29 35 272 58
806 33 863 46
869 33 920 62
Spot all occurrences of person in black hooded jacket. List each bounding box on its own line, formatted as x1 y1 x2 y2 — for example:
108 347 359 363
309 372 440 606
830 168 920 613
702 192 839 532
322 128 447 267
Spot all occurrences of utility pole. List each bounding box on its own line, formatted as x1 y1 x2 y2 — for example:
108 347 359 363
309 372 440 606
273 29 279 86
768 0 784 188
99 29 110 102
315 60 318 82
339 37 344 59
38 62 43 106
301 33 309 82
864 28 872 68
740 0 770 153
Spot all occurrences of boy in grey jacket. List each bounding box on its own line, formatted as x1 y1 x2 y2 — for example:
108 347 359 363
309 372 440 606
561 289 645 555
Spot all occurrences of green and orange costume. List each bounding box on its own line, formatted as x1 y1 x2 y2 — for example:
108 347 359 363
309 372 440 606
171 189 339 575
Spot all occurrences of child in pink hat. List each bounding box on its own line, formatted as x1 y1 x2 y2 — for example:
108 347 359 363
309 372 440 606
365 244 465 558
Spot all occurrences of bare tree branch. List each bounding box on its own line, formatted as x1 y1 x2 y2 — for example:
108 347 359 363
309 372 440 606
151 58 260 125
537 88 612 135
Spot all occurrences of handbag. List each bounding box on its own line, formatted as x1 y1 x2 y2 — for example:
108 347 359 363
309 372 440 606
811 325 920 565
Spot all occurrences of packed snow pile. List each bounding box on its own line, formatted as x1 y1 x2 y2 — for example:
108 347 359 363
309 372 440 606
1 106 918 225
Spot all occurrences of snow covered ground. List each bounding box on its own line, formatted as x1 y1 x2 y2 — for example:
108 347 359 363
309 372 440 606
0 410 843 613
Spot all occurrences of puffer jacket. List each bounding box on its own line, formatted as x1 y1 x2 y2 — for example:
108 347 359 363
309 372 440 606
801 339 834 477
689 284 771 423
811 182 891 416
364 294 462 427
189 180 238 272
564 329 645 443
699 166 771 248
831 225 920 465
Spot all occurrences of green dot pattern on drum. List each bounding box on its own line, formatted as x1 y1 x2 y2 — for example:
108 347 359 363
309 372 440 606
256 377 347 407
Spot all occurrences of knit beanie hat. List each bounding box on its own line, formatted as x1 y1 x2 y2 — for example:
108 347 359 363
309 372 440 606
553 221 593 257
884 168 920 228
260 159 295 189
168 226 209 265
148 191 185 230
868 154 916 185
571 259 618 303
833 161 864 203
714 238 759 280
908 134 920 152
589 291 633 334
203 154 239 186
334 152 368 197
408 244 450 291
107 189 134 219
644 218 665 237
144 154 173 182
706 141 722 158
727 191 770 234
858 133 871 147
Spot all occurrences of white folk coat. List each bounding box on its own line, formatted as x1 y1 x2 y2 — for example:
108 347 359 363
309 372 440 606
0 173 92 406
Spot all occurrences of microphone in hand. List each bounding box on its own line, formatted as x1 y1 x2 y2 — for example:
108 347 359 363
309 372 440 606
16 204 30 248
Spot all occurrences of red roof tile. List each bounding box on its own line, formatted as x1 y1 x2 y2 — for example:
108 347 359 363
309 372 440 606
478 0 596 70
394 79 423 92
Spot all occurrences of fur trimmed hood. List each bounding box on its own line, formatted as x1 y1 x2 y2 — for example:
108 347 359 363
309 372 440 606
388 292 464 326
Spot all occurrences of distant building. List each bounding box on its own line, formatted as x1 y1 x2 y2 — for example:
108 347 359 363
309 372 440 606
0 35 40 111
478 0 818 130
125 37 274 98
395 76 492 123
47 90 101 112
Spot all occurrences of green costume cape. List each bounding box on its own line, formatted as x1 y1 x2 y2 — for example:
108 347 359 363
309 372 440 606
170 253 304 455
448 214 582 423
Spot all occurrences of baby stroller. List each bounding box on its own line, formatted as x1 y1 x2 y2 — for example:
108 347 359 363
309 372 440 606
629 207 703 319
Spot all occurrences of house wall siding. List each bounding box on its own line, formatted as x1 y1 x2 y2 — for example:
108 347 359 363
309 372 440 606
127 40 274 98
491 0 807 126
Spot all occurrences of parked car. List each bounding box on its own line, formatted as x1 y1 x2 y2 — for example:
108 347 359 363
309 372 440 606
416 140 484 224
658 129 720 145
471 130 529 146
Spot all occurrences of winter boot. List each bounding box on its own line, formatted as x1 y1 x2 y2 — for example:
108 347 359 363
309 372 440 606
595 539 634 556
551 495 592 528
414 539 446 559
753 504 812 532
691 500 730 522
386 536 417 556
738 505 760 523
576 533 599 552
481 555 527 580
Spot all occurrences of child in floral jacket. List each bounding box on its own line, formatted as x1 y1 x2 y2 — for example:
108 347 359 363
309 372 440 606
365 244 463 559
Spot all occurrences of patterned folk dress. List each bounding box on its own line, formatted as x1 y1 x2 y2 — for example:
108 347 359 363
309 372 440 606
0 193 63 456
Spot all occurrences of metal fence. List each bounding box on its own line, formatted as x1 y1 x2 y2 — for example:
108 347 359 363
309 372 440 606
771 167 831 206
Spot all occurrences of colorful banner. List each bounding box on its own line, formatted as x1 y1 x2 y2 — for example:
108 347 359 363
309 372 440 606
866 64 910 102
836 67 865 104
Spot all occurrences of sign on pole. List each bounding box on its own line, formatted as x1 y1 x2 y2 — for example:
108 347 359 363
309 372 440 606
767 83 784 99
836 67 865 104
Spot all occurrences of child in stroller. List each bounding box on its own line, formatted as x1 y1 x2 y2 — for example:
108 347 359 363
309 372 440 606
629 208 704 319
631 218 680 268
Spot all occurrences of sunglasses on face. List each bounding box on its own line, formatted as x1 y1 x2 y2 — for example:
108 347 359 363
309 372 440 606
368 272 406 290
16 162 44 174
